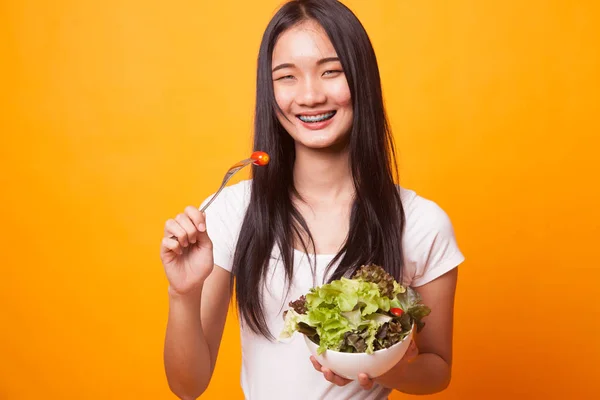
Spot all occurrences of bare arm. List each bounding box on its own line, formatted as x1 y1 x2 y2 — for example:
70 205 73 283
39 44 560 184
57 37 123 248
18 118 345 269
375 267 458 394
164 266 231 399
160 206 233 400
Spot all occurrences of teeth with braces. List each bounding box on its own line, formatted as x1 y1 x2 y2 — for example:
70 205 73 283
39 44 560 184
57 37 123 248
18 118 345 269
298 111 336 123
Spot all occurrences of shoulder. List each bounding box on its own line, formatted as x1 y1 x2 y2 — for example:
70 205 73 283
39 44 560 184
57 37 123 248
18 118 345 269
200 179 252 240
202 179 252 217
217 178 252 202
201 179 252 272
397 186 465 287
399 186 454 235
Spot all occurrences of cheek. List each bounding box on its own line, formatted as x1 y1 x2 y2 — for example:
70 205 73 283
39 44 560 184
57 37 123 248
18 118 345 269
273 87 297 131
329 80 352 109
274 86 295 114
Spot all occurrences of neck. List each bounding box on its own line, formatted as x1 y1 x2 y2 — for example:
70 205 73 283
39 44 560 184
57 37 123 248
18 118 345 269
293 145 354 203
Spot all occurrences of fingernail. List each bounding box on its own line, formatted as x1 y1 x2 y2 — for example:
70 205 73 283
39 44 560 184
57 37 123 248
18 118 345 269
198 223 206 232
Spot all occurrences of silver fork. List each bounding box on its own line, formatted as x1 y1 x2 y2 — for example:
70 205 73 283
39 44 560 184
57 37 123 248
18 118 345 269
169 152 268 240
200 151 269 211
199 156 256 212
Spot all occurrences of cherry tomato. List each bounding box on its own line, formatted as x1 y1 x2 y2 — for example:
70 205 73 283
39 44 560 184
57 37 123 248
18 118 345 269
390 308 404 317
251 151 270 166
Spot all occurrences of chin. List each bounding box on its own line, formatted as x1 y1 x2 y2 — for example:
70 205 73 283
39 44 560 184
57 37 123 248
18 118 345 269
295 134 349 151
292 124 352 150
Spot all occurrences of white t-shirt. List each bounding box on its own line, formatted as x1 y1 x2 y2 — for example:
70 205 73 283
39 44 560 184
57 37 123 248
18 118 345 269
203 180 465 400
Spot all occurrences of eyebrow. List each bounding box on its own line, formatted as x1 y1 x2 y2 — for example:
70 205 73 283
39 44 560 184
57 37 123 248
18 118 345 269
271 57 341 73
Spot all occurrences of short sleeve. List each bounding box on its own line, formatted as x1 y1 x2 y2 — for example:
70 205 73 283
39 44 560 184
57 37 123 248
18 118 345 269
405 198 465 287
200 181 250 273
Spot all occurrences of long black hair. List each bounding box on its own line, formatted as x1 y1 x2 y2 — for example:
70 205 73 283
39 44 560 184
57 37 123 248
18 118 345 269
231 0 405 340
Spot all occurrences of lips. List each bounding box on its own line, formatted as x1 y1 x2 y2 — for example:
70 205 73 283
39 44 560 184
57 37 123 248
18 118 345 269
295 110 337 131
296 111 337 123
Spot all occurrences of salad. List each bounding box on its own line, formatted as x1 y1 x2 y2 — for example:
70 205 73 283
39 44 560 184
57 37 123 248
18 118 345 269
280 264 431 355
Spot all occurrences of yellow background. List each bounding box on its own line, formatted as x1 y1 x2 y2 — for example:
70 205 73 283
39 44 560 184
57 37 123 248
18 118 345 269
2 0 599 399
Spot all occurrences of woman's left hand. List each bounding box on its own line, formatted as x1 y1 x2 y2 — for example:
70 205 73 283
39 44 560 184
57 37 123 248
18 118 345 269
309 339 419 390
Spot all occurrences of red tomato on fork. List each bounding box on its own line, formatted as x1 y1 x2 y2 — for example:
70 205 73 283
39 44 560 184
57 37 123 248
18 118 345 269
251 151 270 166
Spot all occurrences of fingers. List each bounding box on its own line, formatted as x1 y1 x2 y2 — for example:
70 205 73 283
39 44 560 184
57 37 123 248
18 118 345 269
163 210 199 248
184 206 205 232
164 218 188 247
357 373 374 390
188 208 212 250
161 236 182 256
175 212 197 245
311 356 351 387
166 208 204 245
310 356 372 390
309 356 322 371
162 206 212 256
321 367 351 386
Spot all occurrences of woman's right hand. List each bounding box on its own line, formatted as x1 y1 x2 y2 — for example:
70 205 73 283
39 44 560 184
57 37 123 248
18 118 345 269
160 206 214 295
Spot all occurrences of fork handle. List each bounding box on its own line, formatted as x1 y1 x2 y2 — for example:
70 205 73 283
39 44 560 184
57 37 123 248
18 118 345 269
199 158 253 212
167 157 254 241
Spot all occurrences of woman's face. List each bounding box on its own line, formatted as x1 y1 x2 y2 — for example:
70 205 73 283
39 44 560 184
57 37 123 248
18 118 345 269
271 20 353 150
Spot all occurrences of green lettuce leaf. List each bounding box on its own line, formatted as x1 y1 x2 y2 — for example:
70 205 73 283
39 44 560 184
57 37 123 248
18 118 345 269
341 310 363 328
280 309 310 339
338 320 381 354
396 286 432 332
365 312 393 325
374 320 410 350
303 277 391 354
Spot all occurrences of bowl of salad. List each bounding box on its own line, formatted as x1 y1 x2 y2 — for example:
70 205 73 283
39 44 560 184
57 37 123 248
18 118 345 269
280 264 431 380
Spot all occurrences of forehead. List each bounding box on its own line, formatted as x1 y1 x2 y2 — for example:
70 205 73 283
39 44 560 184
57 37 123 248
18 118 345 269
272 20 338 64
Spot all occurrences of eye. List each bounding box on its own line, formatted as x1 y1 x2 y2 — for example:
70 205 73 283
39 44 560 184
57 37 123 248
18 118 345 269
275 75 295 81
323 70 343 77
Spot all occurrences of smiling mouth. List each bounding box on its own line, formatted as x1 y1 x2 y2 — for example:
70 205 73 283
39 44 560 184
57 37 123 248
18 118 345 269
297 111 336 123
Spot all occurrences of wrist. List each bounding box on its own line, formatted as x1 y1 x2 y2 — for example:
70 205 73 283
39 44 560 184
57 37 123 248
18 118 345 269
168 284 203 304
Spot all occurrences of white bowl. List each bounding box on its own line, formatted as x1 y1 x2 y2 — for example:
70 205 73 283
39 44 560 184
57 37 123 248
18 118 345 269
304 327 414 380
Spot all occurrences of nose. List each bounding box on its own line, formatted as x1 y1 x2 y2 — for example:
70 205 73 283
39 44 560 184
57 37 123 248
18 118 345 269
295 77 326 107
